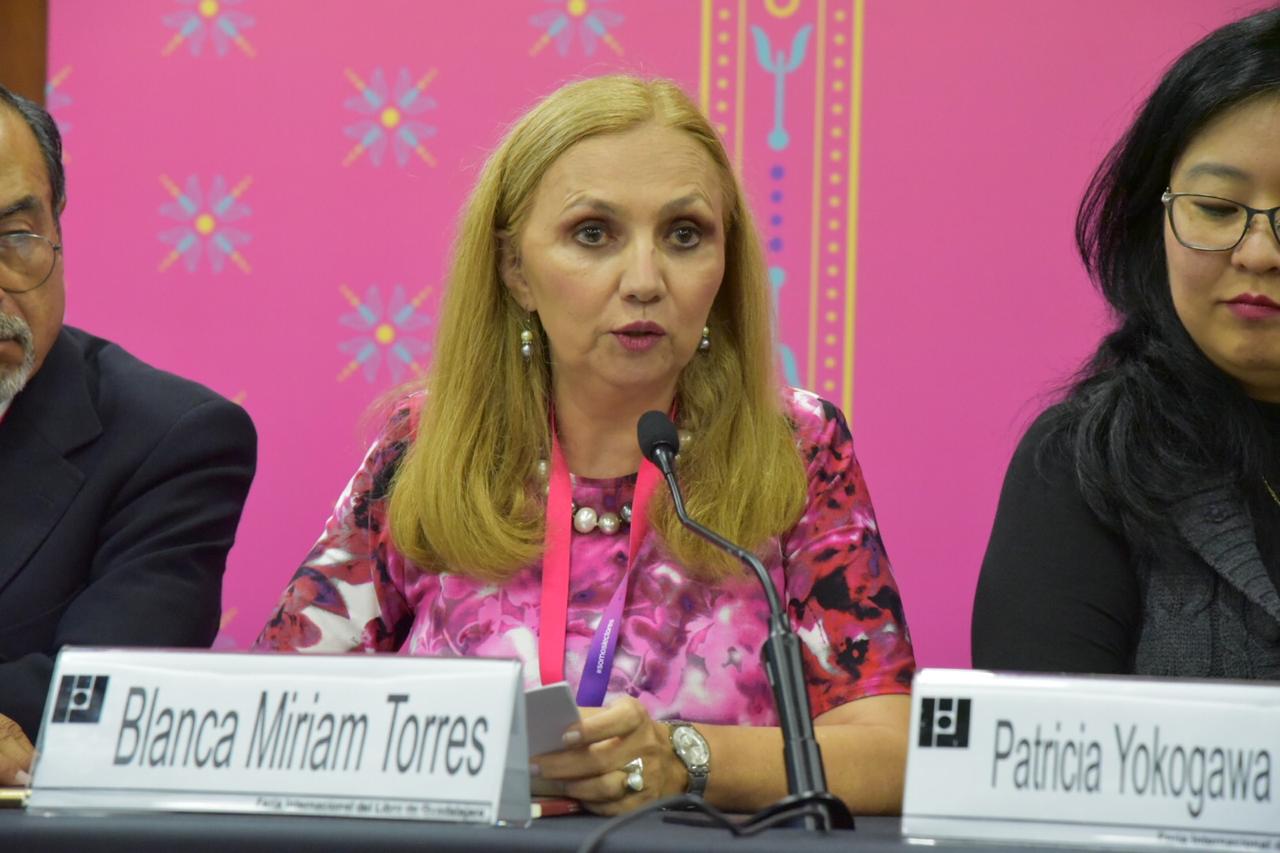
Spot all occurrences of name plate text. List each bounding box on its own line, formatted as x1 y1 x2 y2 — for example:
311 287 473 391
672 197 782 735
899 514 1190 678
903 669 1280 851
28 648 533 825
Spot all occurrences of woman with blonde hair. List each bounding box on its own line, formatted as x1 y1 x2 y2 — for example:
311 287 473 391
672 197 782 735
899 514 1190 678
257 75 914 816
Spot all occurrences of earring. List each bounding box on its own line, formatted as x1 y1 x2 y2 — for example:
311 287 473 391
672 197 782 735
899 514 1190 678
698 326 711 353
520 328 534 362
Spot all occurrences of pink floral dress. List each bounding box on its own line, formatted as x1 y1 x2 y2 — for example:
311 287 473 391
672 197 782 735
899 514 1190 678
254 387 914 725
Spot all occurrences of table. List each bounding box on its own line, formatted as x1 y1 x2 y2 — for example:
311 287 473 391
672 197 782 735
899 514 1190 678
0 809 1093 852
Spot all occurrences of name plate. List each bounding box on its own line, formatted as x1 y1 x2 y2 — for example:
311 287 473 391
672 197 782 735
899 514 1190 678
28 647 532 825
903 669 1280 851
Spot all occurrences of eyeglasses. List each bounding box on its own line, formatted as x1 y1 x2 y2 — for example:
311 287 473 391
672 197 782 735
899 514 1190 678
1161 189 1280 252
0 232 62 294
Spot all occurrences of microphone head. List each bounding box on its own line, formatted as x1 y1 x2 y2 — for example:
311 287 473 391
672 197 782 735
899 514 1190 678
637 410 680 465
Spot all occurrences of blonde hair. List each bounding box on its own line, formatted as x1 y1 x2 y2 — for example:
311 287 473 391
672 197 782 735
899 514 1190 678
388 75 808 582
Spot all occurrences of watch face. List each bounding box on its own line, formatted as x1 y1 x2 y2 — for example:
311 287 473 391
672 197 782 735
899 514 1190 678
673 727 710 766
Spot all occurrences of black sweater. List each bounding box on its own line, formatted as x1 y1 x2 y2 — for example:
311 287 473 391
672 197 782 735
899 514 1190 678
971 400 1280 673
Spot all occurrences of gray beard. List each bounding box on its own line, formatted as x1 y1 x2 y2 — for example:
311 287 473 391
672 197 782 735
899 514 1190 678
0 313 36 403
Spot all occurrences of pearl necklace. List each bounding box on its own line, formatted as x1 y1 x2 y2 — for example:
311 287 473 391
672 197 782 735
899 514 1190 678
572 502 632 535
536 429 691 536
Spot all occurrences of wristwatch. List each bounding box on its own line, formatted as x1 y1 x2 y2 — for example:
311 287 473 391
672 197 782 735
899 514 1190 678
666 721 710 797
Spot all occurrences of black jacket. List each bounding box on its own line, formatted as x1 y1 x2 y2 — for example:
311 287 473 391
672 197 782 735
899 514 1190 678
0 326 257 737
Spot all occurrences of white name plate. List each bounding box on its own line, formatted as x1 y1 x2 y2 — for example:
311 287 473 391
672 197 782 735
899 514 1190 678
28 648 532 825
903 668 1280 851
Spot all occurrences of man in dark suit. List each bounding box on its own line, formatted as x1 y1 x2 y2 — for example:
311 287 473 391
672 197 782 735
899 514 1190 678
0 87 256 784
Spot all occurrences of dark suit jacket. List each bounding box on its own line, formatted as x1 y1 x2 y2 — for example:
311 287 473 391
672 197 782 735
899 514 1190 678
0 326 257 738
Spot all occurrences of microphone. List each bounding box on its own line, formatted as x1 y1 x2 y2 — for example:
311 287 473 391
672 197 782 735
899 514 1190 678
637 411 853 832
635 410 681 470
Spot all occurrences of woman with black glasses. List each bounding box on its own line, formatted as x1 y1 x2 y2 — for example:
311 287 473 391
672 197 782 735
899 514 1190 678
972 7 1280 679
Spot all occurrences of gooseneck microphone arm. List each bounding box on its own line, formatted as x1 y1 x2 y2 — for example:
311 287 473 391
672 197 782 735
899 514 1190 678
648 443 785 615
636 412 853 833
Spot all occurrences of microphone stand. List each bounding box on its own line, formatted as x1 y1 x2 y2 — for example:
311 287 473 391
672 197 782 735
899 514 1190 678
648 443 854 832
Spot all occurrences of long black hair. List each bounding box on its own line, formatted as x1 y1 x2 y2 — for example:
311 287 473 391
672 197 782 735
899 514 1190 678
1045 6 1280 547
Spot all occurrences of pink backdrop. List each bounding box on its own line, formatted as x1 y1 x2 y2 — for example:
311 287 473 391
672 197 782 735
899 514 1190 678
45 0 1267 665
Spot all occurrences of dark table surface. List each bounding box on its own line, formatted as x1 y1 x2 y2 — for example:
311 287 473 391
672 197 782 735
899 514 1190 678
0 807 1107 853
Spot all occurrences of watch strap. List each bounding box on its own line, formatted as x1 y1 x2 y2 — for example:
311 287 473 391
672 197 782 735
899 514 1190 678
666 721 710 797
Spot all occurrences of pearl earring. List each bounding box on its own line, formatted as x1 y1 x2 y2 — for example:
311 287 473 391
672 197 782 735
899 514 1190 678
520 328 534 362
698 326 711 353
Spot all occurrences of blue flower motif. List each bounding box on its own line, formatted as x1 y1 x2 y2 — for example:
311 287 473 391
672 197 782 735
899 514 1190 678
529 0 624 58
45 67 73 134
157 174 253 275
342 68 439 169
162 0 256 58
337 284 433 383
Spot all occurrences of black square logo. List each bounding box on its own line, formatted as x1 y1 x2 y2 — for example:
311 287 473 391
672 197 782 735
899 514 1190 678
51 674 109 724
918 697 970 748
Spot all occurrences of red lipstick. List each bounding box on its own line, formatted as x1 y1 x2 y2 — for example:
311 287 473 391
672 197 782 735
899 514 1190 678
1224 293 1280 320
612 321 666 352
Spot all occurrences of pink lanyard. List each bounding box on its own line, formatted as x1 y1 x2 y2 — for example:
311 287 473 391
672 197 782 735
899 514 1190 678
537 422 662 705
